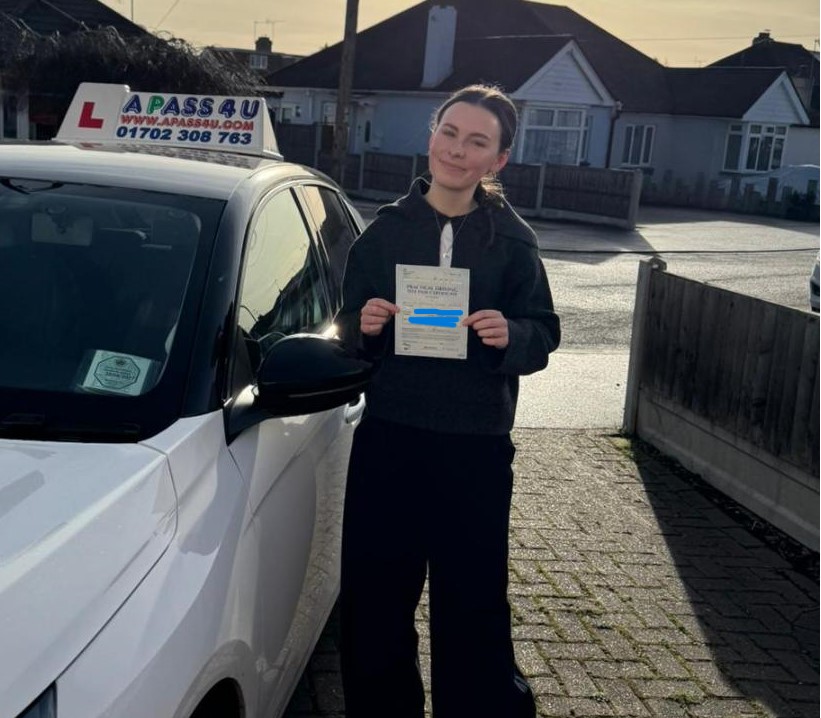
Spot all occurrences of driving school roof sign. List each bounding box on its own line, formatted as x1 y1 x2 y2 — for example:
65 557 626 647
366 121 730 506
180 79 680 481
56 83 280 157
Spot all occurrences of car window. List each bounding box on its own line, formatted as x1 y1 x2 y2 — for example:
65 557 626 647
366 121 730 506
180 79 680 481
0 178 221 398
237 188 332 364
300 185 359 304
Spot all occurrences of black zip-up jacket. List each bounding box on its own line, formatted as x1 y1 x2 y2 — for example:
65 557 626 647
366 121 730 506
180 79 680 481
337 178 561 434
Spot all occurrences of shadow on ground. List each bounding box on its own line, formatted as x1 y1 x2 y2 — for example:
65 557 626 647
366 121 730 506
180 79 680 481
629 438 819 717
283 430 819 718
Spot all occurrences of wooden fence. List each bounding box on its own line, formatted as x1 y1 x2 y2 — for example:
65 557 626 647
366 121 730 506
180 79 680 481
624 259 820 549
642 169 819 222
276 124 642 228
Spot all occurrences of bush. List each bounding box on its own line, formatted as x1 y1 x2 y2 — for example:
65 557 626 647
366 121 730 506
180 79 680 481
1 23 261 126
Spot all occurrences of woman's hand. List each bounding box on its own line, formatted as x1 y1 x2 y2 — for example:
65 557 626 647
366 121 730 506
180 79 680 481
463 309 509 349
361 298 400 336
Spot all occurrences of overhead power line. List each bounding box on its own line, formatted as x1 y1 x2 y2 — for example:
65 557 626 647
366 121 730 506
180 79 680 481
155 0 182 29
625 34 818 42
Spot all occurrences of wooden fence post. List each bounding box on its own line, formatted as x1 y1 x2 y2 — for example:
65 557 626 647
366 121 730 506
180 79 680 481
627 169 642 229
536 163 547 213
312 122 321 169
623 256 667 434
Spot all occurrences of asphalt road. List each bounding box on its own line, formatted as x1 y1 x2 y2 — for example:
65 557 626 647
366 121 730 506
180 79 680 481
351 200 819 429
518 206 819 429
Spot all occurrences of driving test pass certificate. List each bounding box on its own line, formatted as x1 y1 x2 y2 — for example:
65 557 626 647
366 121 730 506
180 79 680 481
395 264 470 360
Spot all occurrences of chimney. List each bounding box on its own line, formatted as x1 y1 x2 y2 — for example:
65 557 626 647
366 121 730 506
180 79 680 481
255 36 272 53
752 31 772 46
422 4 457 88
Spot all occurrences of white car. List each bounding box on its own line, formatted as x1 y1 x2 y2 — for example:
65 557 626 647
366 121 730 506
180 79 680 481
1 84 370 718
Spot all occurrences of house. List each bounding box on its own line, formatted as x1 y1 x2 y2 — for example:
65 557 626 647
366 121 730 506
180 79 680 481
204 37 302 92
269 0 813 204
202 37 304 124
709 31 819 169
0 0 148 138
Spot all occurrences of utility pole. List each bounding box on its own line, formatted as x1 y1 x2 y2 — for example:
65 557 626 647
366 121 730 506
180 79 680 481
332 0 359 185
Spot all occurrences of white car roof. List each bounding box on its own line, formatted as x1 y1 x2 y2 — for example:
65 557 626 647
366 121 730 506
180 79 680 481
0 142 300 200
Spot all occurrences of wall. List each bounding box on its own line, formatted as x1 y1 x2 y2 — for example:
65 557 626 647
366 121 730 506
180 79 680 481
612 113 728 188
370 96 439 156
782 125 820 167
585 105 612 168
666 116 732 185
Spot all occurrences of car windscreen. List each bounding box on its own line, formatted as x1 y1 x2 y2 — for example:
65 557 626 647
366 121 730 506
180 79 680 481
0 178 225 441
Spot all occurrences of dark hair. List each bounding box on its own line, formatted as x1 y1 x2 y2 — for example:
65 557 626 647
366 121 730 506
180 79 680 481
431 84 519 205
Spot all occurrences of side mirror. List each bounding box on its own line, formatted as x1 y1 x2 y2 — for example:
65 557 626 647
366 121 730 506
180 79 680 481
256 333 372 416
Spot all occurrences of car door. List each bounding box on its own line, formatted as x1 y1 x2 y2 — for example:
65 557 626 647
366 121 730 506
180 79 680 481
225 185 359 717
297 183 362 308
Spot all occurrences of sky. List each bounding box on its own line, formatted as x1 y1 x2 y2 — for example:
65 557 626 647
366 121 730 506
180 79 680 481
102 0 820 67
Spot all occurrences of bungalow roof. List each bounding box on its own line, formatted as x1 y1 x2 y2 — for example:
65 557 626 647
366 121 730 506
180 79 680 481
710 37 819 77
270 0 805 123
709 35 818 125
442 35 575 92
270 0 669 109
665 67 786 118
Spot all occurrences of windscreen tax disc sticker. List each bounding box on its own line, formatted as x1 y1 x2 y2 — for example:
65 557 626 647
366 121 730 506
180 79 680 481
81 350 154 396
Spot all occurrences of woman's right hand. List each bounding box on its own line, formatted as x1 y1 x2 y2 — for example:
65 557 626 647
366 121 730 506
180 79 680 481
361 298 400 336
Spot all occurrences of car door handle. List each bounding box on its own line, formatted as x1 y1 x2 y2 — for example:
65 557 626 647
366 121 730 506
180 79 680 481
344 393 366 425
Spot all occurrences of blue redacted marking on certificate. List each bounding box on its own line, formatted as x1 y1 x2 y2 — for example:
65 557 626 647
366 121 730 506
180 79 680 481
408 309 463 328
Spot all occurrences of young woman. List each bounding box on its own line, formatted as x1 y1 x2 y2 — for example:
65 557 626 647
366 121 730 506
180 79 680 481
336 84 561 718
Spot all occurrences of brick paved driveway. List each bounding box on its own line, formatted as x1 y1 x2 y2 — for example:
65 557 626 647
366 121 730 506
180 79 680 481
285 429 819 718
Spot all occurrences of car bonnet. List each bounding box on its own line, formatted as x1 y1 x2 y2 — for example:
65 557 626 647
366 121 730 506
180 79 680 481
0 439 176 716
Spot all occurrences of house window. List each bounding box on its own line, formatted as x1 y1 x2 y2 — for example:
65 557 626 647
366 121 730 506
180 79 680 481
521 107 585 165
2 94 18 139
723 123 787 172
723 124 743 171
745 124 785 171
319 102 350 127
621 125 654 166
278 103 301 123
249 54 269 70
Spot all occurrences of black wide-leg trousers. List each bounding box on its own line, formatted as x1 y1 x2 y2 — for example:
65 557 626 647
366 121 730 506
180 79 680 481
340 416 535 718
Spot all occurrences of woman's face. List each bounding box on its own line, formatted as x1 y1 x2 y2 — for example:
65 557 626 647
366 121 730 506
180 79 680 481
428 101 510 194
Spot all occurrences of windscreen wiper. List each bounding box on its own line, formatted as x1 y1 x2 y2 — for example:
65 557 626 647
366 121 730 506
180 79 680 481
1 178 64 194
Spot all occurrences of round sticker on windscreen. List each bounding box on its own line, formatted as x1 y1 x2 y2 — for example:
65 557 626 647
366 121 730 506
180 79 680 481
81 350 156 396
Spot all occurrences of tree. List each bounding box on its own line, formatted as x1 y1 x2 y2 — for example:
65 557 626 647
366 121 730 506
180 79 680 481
331 0 359 185
1 23 260 136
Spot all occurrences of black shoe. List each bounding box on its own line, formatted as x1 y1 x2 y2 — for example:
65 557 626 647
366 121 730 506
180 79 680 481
512 666 536 718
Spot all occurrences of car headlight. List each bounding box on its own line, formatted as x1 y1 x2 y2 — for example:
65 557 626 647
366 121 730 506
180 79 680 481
17 686 56 718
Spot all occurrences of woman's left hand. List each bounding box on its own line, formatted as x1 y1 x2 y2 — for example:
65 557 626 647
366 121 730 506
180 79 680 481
463 309 509 349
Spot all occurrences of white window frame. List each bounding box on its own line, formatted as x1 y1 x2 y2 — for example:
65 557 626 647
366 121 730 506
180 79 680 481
249 54 269 70
723 123 788 173
621 124 655 167
277 102 301 123
723 123 745 172
519 105 586 166
580 115 592 164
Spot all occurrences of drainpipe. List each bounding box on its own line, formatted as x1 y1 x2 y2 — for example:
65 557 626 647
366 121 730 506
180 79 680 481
604 100 623 168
